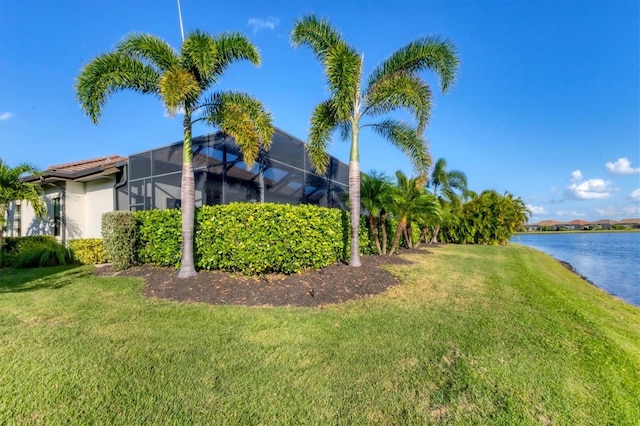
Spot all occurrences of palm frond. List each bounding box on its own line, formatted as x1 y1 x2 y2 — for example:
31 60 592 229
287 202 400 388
307 100 339 174
183 31 260 88
360 170 393 215
291 15 344 62
365 71 432 132
76 53 160 123
200 91 273 167
325 42 361 121
0 160 46 219
368 36 459 94
159 68 200 115
368 119 432 179
116 33 180 71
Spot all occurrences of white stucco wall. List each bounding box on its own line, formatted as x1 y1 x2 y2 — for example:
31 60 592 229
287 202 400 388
19 186 62 238
65 181 86 240
84 179 115 238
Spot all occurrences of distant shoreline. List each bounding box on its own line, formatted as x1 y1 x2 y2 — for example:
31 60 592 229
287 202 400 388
516 229 640 235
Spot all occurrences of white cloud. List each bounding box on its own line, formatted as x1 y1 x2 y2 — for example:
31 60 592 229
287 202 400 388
553 210 584 218
248 17 279 33
526 204 546 215
630 188 640 201
0 112 13 121
164 106 185 118
565 178 612 200
569 170 583 183
606 157 640 175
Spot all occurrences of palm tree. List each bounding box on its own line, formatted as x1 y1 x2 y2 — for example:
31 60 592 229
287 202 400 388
360 171 393 255
76 31 273 278
388 171 440 256
429 158 468 200
428 158 468 243
292 15 459 267
0 159 47 250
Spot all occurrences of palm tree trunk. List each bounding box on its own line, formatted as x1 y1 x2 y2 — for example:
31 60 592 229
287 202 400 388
405 222 413 248
380 209 388 255
389 218 406 256
414 227 429 248
348 126 361 267
368 214 382 255
430 225 441 244
348 159 361 267
178 112 197 278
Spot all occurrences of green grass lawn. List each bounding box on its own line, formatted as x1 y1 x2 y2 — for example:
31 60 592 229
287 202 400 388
1 245 638 424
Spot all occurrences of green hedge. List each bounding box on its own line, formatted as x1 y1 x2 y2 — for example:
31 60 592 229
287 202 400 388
67 239 108 265
135 203 373 275
136 208 182 268
102 211 138 271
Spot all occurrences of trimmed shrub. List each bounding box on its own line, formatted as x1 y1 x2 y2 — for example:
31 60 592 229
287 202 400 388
13 240 75 268
102 211 137 271
136 208 182 268
68 239 108 265
135 203 373 275
196 203 345 274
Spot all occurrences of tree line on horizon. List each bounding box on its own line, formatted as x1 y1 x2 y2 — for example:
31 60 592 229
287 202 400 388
2 14 528 276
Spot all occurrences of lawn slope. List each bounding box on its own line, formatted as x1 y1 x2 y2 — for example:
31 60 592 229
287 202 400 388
0 245 638 424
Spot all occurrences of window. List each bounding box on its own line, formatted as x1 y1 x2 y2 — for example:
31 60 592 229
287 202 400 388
13 203 21 237
52 198 61 237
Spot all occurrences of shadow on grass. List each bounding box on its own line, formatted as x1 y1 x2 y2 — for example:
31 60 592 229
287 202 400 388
0 265 91 293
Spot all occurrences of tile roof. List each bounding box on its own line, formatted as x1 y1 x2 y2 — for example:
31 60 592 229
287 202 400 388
47 155 127 174
25 155 127 182
594 219 618 225
618 218 640 224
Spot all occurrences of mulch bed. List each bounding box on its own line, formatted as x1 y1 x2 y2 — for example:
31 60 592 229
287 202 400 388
94 248 432 307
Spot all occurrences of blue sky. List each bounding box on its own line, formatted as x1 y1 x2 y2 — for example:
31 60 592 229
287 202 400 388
1 0 638 222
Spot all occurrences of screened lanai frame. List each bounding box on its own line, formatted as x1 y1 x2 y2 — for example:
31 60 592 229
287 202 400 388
117 128 350 212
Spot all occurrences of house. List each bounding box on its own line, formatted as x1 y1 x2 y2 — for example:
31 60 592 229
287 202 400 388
593 219 618 230
6 155 127 243
6 128 350 242
561 219 590 230
617 218 640 229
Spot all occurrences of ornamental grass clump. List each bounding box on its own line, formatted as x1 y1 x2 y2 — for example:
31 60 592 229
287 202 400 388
12 240 75 268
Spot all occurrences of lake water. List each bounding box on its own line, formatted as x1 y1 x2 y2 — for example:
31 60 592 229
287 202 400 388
512 232 640 307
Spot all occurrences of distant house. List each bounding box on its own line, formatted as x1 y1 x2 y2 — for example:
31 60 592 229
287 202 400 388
537 220 561 231
5 128 350 243
561 219 590 230
618 218 640 229
593 219 618 230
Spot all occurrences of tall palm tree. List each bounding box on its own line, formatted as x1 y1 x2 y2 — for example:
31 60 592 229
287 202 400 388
360 171 393 255
292 15 458 267
76 31 273 278
0 159 47 250
388 171 440 256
